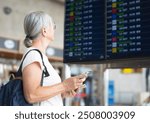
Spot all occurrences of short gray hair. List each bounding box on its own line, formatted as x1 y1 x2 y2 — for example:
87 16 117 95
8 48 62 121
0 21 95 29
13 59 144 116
23 11 53 48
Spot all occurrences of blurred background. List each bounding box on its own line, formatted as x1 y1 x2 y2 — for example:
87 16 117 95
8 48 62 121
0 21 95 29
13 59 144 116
0 0 150 106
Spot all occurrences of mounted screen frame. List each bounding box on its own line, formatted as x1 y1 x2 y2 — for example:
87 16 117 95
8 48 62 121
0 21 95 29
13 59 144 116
63 0 150 67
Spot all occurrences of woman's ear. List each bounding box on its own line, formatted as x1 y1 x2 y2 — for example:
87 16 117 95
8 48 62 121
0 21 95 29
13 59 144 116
41 27 47 37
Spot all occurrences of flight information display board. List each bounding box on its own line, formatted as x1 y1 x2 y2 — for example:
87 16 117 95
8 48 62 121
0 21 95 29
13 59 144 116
106 0 150 60
64 0 105 62
64 0 150 63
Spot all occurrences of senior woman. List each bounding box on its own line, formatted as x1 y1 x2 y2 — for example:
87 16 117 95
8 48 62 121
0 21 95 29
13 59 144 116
22 11 85 106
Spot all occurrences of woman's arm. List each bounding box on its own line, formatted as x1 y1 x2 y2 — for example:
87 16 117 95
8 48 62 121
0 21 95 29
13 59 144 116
62 84 86 98
22 62 83 104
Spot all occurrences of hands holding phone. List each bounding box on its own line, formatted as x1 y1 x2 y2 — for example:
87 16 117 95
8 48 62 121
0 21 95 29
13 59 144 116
62 71 91 93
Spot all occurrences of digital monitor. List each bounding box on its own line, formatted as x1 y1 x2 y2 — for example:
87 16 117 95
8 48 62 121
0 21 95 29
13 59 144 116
64 0 150 63
106 0 150 60
64 0 105 63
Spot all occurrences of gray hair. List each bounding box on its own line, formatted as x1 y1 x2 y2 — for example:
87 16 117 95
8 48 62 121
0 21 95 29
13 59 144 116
23 11 53 48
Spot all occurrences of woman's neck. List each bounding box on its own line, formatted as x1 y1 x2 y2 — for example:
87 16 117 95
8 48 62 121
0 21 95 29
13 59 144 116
32 38 49 54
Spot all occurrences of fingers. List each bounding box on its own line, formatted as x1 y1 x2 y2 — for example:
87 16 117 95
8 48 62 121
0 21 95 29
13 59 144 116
63 75 87 92
77 78 86 84
74 77 86 89
80 84 86 89
66 90 77 97
77 74 87 79
70 90 76 96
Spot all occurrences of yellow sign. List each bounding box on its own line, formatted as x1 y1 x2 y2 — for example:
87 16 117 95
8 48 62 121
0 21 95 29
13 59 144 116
121 68 142 74
112 3 117 8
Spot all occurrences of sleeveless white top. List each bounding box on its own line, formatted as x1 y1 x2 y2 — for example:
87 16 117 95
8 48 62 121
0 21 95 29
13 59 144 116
21 47 63 106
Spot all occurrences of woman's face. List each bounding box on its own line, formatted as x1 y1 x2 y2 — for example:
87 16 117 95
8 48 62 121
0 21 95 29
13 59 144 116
46 22 56 42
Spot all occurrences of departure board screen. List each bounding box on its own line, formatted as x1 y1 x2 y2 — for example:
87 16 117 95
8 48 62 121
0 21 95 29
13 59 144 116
64 0 105 63
107 0 150 59
64 0 150 63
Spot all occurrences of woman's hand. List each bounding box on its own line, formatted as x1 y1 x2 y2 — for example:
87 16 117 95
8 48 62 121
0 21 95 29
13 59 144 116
62 90 77 98
62 80 87 98
62 74 86 92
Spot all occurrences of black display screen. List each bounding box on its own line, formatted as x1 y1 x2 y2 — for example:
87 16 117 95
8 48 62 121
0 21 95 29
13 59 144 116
64 0 150 63
64 0 105 63
106 0 150 59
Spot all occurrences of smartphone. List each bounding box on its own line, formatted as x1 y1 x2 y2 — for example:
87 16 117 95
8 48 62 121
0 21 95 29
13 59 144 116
84 71 92 77
79 71 92 79
75 71 92 91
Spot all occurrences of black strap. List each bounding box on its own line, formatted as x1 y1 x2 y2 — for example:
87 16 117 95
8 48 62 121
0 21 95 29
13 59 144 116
15 49 50 85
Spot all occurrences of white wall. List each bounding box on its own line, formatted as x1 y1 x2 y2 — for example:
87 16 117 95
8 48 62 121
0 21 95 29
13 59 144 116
106 69 146 105
0 0 64 51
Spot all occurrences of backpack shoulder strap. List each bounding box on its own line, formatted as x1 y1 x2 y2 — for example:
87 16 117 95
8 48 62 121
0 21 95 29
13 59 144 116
16 49 50 78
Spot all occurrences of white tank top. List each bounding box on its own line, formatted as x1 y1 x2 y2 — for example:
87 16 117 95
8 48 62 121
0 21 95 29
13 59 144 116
21 47 63 106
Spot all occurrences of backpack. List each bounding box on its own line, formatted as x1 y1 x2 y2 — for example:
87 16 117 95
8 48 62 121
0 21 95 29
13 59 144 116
0 49 49 106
